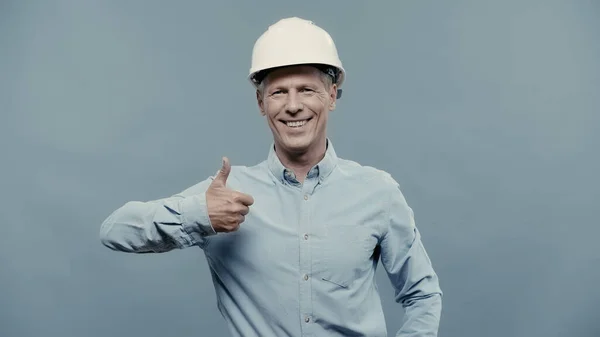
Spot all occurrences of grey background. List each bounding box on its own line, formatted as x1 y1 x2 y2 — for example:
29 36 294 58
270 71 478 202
1 1 599 336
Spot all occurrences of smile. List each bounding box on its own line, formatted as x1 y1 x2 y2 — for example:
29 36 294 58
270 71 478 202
282 118 312 128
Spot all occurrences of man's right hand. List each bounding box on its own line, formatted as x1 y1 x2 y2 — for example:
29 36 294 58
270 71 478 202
205 157 255 233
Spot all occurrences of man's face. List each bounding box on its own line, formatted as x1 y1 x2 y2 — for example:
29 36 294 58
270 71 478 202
257 65 337 155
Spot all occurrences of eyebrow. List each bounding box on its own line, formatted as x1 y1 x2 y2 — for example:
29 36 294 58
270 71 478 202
270 82 319 91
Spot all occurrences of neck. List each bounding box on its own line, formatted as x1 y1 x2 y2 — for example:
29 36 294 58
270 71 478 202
275 139 327 183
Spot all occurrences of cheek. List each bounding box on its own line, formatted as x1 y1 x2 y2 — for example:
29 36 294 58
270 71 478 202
317 113 329 127
304 95 330 113
262 104 277 120
266 115 279 128
306 103 330 121
264 108 282 129
264 100 283 115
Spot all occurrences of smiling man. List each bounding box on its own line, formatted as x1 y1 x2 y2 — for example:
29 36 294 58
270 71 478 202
100 17 442 337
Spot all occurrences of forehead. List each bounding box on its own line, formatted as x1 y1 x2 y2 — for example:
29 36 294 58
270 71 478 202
263 65 323 87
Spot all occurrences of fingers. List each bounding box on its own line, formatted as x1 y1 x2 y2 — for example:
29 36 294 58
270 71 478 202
221 214 246 233
234 192 255 206
226 214 246 227
212 157 231 186
237 205 250 216
206 156 255 234
209 157 254 207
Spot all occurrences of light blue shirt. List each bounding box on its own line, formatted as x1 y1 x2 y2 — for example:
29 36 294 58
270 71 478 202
100 139 442 337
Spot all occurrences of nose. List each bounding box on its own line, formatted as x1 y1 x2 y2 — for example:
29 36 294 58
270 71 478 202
285 91 303 115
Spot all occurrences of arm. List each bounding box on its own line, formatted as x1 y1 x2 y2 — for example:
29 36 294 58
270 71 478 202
380 184 443 337
99 177 217 253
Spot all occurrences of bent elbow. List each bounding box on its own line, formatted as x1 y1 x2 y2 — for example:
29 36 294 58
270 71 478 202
98 204 136 252
99 218 122 251
98 201 158 253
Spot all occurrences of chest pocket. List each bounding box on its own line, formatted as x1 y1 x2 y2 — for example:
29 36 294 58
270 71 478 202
313 221 379 289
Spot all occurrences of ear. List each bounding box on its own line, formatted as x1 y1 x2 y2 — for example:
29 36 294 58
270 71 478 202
256 90 266 116
329 84 338 111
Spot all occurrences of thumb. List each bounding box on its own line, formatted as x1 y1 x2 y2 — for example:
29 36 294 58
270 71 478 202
212 156 231 186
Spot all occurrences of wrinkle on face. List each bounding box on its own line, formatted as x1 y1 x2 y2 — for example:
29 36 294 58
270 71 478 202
256 65 337 167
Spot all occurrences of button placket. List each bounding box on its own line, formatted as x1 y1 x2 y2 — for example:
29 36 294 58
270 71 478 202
298 176 318 334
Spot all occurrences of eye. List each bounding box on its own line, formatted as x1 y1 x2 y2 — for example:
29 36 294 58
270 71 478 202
300 87 314 93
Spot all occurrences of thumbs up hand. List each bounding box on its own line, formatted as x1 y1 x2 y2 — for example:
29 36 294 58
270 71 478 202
206 157 255 233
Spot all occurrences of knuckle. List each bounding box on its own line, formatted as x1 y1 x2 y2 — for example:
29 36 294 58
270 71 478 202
234 205 247 214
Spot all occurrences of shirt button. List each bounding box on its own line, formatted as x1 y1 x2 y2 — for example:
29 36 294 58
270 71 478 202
304 194 309 200
303 274 309 281
304 316 310 323
303 234 309 240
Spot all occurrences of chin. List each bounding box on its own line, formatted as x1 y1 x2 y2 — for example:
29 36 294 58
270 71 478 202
279 136 314 153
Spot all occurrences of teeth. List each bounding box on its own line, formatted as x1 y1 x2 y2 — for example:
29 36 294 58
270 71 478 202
286 120 308 127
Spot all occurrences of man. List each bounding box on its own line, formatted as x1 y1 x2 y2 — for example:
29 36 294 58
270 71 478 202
100 17 442 337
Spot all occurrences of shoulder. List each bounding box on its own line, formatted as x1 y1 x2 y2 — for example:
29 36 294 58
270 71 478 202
335 157 401 191
336 158 416 230
334 157 411 211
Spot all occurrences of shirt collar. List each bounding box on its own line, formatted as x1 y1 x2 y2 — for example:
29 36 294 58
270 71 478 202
267 138 338 184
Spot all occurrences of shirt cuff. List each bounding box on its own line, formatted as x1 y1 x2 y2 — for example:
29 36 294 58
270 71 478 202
179 193 217 244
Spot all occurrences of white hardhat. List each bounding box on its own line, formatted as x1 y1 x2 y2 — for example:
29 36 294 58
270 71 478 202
249 17 345 98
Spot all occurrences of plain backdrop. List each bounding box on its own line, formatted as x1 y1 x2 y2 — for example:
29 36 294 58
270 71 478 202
1 1 599 336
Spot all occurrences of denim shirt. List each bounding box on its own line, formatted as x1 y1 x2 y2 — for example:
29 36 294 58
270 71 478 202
100 139 442 337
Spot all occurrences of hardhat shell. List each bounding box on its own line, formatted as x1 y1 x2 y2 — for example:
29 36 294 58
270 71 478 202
248 17 346 90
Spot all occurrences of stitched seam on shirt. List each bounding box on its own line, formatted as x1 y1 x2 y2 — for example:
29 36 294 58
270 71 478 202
377 181 396 269
383 183 395 239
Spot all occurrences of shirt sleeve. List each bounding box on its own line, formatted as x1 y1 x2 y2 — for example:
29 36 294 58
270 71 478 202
99 176 217 253
379 183 443 337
